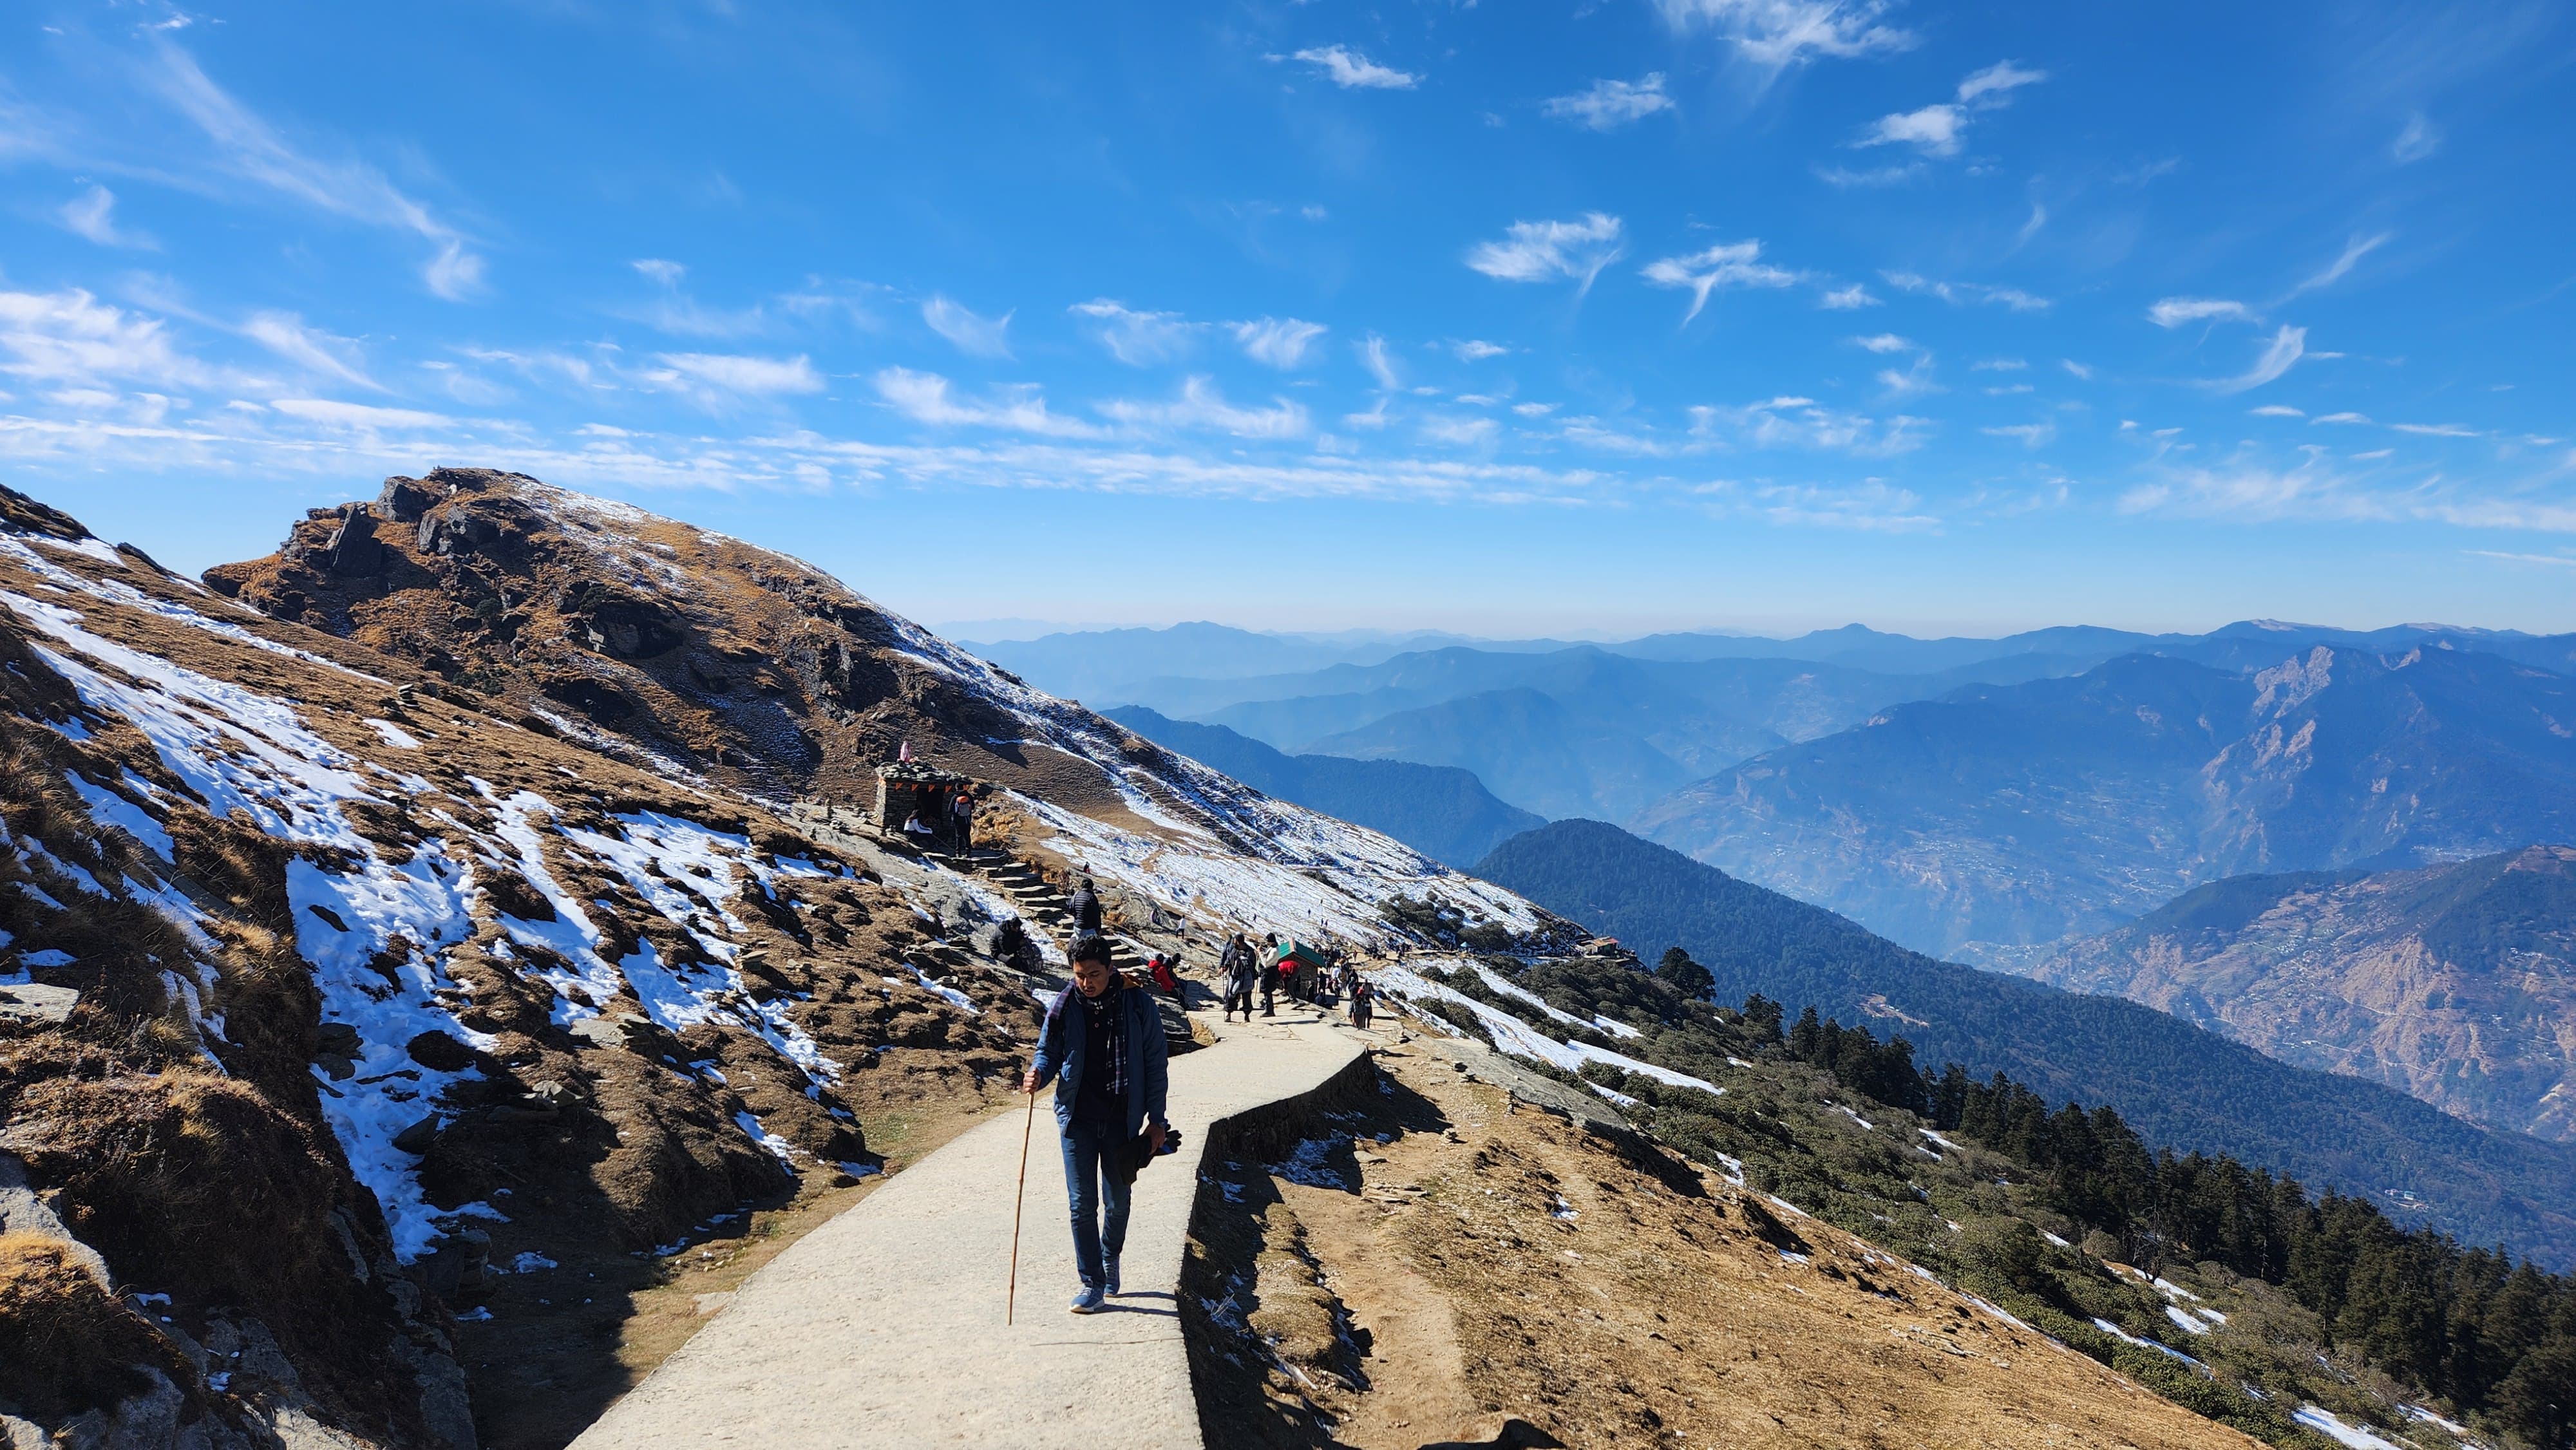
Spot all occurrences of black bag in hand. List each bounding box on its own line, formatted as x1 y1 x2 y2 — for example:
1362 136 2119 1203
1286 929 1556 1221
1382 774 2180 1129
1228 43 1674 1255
1108 1124 1184 1187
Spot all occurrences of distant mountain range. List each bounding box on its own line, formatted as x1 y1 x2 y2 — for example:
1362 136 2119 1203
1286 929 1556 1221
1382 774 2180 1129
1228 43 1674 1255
978 620 2576 828
1471 819 2576 1265
1102 706 1541 867
1638 646 2576 961
2031 845 2576 1142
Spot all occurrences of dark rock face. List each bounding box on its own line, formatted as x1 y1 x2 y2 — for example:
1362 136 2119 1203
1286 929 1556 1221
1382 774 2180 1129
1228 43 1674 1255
322 506 386 576
379 476 439 522
576 596 687 659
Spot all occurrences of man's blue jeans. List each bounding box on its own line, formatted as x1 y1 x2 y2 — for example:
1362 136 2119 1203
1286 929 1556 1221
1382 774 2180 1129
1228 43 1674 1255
1060 1118 1130 1289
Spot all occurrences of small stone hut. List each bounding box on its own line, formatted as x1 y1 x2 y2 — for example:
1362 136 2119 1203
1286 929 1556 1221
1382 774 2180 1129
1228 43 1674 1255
875 760 972 843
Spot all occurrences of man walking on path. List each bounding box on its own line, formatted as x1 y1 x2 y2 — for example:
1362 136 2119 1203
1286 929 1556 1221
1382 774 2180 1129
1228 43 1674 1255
1219 934 1257 1021
1021 934 1170 1313
1258 932 1281 1017
1349 975 1374 1031
1066 874 1104 936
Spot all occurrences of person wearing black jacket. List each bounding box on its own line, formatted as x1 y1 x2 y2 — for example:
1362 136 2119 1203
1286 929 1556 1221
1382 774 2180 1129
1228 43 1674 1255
1218 934 1257 1021
1021 934 1170 1313
1066 875 1104 936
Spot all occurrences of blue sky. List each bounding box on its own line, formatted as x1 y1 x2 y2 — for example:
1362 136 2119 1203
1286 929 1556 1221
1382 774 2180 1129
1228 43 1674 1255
2 0 2571 639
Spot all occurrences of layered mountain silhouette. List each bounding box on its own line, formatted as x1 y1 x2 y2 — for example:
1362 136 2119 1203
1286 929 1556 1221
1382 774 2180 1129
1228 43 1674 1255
1101 705 1541 867
1636 647 2576 961
1472 818 2576 1263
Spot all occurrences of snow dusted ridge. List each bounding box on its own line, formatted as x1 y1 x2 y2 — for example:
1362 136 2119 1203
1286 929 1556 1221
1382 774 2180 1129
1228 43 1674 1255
493 474 1555 949
0 521 994 1260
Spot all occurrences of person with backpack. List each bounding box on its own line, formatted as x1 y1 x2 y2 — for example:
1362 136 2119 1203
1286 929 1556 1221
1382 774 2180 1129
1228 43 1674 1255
1219 934 1258 1021
1349 975 1374 1031
1021 934 1170 1313
1066 875 1104 935
1258 932 1281 1017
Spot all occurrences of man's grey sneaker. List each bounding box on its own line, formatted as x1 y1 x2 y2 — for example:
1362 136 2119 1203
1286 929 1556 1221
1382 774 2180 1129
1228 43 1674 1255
1070 1285 1106 1314
1105 1256 1121 1295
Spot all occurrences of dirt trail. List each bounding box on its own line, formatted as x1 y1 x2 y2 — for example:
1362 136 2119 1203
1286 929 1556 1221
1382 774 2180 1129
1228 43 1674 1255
567 1008 1361 1449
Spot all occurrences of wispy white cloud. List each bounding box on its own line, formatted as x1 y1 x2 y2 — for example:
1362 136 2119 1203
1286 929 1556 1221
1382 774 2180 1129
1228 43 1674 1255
1743 479 1940 532
1858 60 2046 157
2288 232 2391 297
242 311 377 390
2391 112 2440 164
624 259 774 339
1814 163 1922 188
2315 411 2372 425
2209 325 2306 393
144 44 484 299
1069 299 1198 366
1861 104 1966 156
1466 213 1625 292
1972 357 2027 371
1853 333 1912 353
268 398 454 431
1418 415 1499 447
1875 355 1938 397
1882 271 2050 310
1452 339 1510 361
921 295 1014 358
647 352 824 402
1640 239 1799 321
1690 395 1927 455
2061 359 2093 380
1097 377 1309 439
2392 422 2481 437
2471 549 2576 568
1232 317 1327 368
1983 420 2055 447
1357 334 1401 390
1817 283 1880 309
2249 404 2304 417
59 184 153 249
1290 46 1419 90
1543 75 1675 130
873 366 1101 438
0 288 223 389
2148 297 2257 328
1653 0 1916 70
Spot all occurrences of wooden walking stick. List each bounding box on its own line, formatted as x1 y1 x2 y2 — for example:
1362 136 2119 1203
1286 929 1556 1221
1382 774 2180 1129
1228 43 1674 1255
1007 1073 1037 1325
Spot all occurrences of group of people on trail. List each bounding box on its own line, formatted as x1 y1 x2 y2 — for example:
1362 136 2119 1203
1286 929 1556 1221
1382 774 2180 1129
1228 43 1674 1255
1214 930 1374 1028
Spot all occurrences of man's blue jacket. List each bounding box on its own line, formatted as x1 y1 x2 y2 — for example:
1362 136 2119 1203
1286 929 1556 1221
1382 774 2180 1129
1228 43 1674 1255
1029 979 1170 1138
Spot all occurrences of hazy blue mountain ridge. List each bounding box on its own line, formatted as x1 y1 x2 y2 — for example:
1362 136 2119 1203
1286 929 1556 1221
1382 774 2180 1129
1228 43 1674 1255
1472 818 2576 1268
1101 706 1543 867
1637 645 2576 961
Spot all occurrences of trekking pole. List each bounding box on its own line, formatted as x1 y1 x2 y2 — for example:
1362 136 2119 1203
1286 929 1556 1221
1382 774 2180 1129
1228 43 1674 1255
1007 1074 1037 1325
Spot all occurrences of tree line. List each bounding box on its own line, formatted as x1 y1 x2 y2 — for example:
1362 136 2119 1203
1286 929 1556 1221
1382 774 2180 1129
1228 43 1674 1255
1734 982 2576 1447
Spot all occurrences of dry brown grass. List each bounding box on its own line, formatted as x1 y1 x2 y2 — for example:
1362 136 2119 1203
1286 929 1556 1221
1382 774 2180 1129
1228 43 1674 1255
0 1232 188 1421
1186 1043 2264 1450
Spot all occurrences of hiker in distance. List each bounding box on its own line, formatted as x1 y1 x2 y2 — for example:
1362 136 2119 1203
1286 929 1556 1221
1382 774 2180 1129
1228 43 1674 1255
1066 874 1104 935
1218 932 1258 1021
1021 933 1171 1313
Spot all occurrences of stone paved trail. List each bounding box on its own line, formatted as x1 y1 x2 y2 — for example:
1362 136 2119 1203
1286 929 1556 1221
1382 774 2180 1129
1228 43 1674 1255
571 1007 1364 1449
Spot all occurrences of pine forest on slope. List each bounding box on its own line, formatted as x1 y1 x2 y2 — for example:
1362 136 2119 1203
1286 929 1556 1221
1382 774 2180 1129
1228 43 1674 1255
2032 846 2576 1144
1470 817 2576 1268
